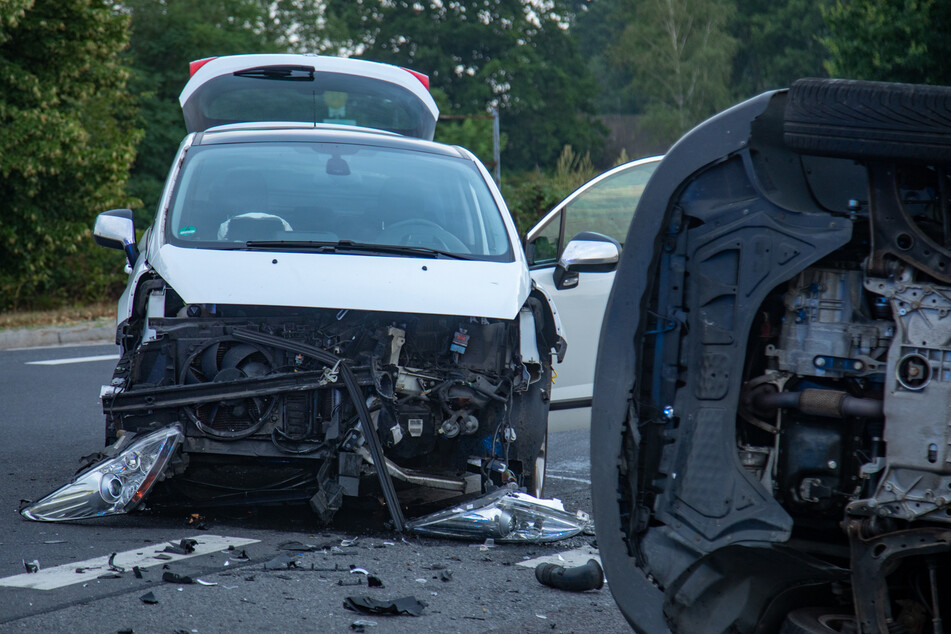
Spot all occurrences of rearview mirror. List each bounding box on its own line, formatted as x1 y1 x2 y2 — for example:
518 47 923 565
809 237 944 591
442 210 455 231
553 232 621 290
94 208 138 267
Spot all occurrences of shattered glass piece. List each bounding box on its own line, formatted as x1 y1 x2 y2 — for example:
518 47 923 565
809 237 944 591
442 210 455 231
264 553 301 570
20 425 183 522
406 486 587 543
350 619 377 631
343 595 426 616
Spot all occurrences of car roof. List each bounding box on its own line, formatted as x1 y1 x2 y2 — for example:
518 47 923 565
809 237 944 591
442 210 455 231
193 124 468 160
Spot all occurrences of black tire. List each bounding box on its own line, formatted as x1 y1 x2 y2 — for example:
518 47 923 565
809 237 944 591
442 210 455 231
780 607 857 634
784 78 951 163
510 364 551 498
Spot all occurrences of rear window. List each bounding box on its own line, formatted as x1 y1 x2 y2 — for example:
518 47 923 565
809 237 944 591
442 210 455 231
166 141 513 261
182 69 436 139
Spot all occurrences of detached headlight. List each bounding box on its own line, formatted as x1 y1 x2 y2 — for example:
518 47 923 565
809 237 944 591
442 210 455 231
21 425 183 522
407 486 589 543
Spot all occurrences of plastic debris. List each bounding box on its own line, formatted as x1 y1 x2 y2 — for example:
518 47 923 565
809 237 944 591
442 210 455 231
97 572 122 579
23 559 39 573
162 572 194 584
163 539 198 555
196 579 217 586
107 552 126 573
534 558 604 592
140 591 158 604
367 575 384 588
343 595 426 617
133 566 144 579
350 620 377 631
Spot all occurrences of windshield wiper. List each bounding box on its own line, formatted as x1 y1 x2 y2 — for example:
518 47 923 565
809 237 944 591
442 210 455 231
243 240 474 260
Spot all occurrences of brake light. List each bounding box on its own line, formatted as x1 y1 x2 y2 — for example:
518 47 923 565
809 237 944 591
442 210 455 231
401 68 430 90
189 57 218 77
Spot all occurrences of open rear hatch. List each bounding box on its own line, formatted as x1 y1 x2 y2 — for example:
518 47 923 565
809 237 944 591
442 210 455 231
180 54 438 139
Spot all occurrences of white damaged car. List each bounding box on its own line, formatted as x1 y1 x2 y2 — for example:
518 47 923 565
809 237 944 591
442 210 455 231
21 55 570 530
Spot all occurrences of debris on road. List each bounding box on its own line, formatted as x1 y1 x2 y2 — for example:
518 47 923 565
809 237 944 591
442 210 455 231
139 591 158 604
163 538 197 555
162 572 195 584
343 595 426 617
406 486 588 543
23 559 39 573
534 558 604 592
350 619 378 631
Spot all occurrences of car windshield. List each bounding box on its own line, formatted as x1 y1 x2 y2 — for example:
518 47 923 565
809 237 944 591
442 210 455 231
166 141 513 261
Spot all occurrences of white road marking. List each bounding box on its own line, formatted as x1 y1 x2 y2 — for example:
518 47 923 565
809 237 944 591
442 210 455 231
26 354 119 366
546 474 591 484
0 535 259 590
517 546 601 569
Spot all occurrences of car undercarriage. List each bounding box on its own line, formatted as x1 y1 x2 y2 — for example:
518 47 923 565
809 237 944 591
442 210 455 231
593 79 951 633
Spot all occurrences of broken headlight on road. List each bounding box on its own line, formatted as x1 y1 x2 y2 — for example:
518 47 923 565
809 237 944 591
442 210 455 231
406 486 587 543
21 425 182 522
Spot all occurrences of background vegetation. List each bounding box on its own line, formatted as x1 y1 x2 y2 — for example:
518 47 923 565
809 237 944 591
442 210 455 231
1 0 948 311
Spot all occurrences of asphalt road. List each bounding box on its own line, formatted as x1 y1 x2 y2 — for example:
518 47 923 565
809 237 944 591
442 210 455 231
0 342 630 633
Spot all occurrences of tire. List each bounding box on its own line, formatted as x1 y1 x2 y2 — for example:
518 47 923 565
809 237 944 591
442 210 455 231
780 607 857 634
784 78 951 163
525 433 547 498
510 364 551 498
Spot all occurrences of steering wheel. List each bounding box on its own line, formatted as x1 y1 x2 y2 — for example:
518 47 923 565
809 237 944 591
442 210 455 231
379 219 470 254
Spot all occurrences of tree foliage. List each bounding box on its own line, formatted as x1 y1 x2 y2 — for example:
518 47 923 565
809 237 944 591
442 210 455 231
824 0 951 85
730 0 830 98
0 0 140 309
320 0 605 170
123 0 281 220
609 0 738 145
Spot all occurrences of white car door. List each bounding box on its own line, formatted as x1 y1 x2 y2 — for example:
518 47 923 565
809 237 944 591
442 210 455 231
527 156 661 428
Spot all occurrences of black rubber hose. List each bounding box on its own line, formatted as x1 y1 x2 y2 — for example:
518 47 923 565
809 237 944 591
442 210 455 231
534 558 604 592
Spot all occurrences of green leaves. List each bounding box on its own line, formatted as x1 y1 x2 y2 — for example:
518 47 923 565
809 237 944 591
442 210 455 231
0 0 140 310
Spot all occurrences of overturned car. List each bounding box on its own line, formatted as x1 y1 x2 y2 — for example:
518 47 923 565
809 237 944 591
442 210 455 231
22 56 561 530
593 78 951 633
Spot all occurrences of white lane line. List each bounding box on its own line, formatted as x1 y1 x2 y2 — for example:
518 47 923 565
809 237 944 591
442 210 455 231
517 546 602 569
26 354 119 366
546 474 591 484
0 534 259 590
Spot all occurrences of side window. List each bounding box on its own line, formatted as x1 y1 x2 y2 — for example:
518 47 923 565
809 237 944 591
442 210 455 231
527 210 562 266
563 162 657 247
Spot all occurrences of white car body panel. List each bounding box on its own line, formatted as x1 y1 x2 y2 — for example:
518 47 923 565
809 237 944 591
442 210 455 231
527 156 663 427
148 244 531 319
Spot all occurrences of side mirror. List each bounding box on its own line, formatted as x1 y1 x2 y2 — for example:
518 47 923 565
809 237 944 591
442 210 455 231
553 231 621 290
94 208 138 267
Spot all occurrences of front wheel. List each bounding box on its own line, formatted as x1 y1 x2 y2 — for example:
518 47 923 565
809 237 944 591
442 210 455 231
509 363 551 498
